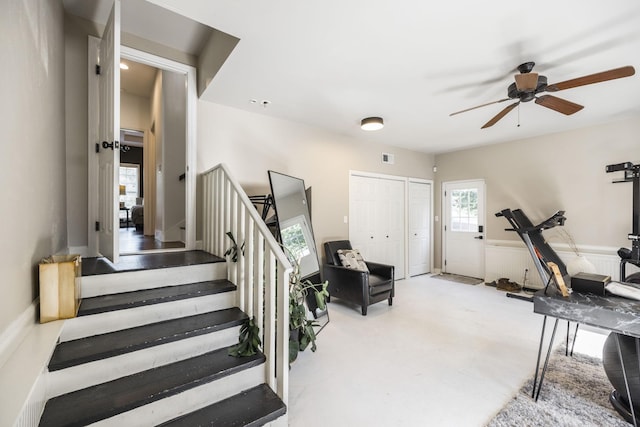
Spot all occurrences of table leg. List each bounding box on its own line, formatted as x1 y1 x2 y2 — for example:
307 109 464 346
532 316 548 399
533 316 559 402
570 323 579 357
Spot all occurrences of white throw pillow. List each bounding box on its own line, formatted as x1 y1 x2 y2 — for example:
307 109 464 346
337 249 369 272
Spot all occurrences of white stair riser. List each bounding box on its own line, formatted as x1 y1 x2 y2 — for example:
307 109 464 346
81 263 227 298
265 414 288 427
60 291 237 342
47 326 241 398
90 364 265 426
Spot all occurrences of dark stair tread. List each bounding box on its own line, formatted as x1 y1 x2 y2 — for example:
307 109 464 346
159 384 286 427
82 250 225 276
48 308 247 371
40 347 265 427
78 279 236 316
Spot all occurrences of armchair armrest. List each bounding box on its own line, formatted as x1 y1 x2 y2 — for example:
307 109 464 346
365 262 394 280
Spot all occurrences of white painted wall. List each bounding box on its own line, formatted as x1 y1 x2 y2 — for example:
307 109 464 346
0 0 67 333
121 92 151 131
161 70 186 242
0 1 67 423
433 117 640 269
195 102 435 261
152 70 165 240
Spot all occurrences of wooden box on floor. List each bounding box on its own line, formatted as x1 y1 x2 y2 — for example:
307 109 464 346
39 255 81 323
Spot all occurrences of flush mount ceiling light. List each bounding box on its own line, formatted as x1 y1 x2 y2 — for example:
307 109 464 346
120 62 129 70
361 117 384 131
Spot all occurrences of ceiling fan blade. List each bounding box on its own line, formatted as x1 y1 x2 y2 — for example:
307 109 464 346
481 102 519 129
450 98 511 116
535 95 583 115
546 66 635 92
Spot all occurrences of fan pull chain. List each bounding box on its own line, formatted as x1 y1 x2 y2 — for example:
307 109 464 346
517 103 521 127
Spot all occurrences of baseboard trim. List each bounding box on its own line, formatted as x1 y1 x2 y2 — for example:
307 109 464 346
0 302 64 427
1 304 36 369
67 246 93 258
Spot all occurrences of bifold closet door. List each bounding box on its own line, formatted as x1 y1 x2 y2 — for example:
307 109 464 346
408 181 431 276
350 175 405 279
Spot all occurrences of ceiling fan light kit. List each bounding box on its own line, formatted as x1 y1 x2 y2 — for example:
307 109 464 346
361 116 384 131
450 62 636 129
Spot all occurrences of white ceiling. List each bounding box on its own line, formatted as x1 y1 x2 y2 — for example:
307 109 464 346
119 60 156 98
66 0 640 154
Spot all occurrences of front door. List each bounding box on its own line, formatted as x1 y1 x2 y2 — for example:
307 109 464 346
443 180 485 278
97 0 121 263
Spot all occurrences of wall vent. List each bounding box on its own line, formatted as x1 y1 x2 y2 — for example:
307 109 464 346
382 152 394 164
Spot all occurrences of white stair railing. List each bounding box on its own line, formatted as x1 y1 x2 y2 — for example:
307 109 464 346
202 163 291 406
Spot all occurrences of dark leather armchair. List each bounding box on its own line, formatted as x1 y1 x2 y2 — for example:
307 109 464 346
322 240 394 316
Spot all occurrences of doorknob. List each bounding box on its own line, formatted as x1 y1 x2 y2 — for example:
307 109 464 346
102 140 120 150
474 235 484 240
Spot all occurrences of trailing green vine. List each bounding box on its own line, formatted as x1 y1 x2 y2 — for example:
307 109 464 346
224 231 245 262
228 317 261 357
288 259 329 363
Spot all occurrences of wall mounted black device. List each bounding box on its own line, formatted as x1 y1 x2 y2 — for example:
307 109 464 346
606 161 640 281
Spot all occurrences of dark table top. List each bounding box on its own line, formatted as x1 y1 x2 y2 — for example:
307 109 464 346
533 288 640 338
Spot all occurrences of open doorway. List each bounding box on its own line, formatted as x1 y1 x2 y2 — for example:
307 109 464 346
88 37 197 260
118 58 187 254
118 128 185 253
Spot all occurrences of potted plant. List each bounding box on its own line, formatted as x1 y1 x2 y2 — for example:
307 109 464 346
225 232 329 364
288 260 329 364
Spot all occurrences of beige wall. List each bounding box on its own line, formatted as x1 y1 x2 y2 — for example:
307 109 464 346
0 0 67 332
196 102 435 260
121 92 151 131
433 117 640 269
160 70 187 241
64 13 93 248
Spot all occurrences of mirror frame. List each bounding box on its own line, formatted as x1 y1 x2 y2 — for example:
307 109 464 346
267 170 320 280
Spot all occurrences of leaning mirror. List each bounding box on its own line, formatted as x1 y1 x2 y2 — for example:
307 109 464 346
268 171 320 279
268 171 328 325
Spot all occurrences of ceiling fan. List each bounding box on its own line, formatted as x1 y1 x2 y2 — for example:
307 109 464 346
450 62 635 129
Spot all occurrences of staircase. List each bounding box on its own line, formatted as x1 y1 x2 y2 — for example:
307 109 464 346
38 251 287 426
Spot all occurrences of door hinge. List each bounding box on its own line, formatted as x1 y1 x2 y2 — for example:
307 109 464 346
95 143 100 153
95 221 100 231
95 64 101 75
444 260 447 266
444 225 447 231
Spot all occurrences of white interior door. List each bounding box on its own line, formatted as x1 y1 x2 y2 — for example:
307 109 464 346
409 181 431 276
443 180 485 278
381 179 405 279
350 174 405 279
97 0 121 263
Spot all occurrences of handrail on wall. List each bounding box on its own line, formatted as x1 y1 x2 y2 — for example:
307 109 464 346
201 163 291 406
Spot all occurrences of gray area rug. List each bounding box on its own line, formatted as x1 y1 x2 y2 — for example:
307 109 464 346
487 348 628 427
431 273 483 285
